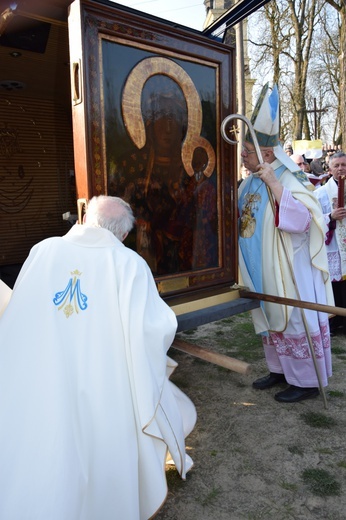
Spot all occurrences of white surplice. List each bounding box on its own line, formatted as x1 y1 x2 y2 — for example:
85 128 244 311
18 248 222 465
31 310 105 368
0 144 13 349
0 224 196 520
315 176 346 280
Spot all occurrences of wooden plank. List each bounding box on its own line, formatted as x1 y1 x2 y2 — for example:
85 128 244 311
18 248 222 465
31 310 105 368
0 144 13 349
172 338 251 375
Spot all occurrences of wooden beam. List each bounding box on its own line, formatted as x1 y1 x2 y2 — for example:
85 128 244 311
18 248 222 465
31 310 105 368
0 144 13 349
239 289 346 316
172 338 251 375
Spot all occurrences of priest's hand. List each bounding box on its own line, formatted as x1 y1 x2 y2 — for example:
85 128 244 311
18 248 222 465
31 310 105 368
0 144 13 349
255 162 283 204
331 207 346 221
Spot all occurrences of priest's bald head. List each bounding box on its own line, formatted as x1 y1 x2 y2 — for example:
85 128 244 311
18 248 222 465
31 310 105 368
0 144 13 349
84 195 135 242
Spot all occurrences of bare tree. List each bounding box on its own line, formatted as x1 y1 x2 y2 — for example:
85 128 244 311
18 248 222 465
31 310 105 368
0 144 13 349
248 0 332 142
262 1 289 85
288 0 319 139
324 0 346 148
311 5 340 143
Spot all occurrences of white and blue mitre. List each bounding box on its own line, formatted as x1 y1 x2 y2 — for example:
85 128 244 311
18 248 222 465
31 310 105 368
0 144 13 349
246 83 313 187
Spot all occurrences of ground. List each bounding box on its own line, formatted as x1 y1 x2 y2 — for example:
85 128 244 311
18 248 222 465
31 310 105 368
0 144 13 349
155 312 346 520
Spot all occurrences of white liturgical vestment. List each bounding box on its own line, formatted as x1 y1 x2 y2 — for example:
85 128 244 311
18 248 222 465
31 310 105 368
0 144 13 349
0 224 196 520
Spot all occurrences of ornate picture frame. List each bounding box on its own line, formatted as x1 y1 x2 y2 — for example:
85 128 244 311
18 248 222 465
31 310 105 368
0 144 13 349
70 2 237 299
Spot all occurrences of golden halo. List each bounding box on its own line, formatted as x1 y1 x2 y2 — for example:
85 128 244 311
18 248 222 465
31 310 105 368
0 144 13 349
122 56 215 177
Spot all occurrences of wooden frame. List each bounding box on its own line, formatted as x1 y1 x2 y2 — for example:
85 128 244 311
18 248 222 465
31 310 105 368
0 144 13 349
68 0 238 299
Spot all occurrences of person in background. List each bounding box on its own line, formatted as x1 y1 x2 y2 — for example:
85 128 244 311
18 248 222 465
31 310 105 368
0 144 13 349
0 195 196 520
324 149 336 171
238 164 251 187
315 152 346 336
238 83 334 403
308 159 330 187
284 144 293 156
291 153 309 173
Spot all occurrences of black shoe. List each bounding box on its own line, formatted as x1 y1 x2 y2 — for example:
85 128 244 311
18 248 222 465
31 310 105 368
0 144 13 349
274 385 319 403
252 372 287 390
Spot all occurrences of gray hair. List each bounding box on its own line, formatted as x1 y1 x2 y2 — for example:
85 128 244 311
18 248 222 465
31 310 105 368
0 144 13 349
85 195 135 240
329 151 346 164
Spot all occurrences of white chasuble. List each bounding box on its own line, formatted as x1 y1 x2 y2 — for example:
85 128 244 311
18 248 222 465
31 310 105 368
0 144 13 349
0 279 11 317
0 225 196 520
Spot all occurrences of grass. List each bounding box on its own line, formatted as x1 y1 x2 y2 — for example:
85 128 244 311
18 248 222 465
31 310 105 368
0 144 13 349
327 389 344 398
331 339 346 363
301 468 341 496
280 481 298 492
331 345 346 355
179 312 264 363
288 445 304 456
300 411 337 429
316 448 334 455
182 328 197 336
199 486 222 507
210 450 218 457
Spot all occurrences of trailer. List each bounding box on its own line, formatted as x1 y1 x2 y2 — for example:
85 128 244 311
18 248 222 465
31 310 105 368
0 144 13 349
0 0 260 361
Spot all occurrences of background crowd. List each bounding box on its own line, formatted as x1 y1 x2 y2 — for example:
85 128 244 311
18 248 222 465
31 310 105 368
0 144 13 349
284 142 343 184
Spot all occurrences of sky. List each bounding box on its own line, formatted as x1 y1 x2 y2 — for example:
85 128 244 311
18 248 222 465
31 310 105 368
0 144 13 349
113 0 207 31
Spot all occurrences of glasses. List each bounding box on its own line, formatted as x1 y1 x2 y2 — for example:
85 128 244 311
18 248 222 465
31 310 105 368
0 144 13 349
242 145 256 155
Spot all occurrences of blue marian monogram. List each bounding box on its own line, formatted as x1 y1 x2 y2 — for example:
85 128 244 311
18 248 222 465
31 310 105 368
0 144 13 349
53 269 88 318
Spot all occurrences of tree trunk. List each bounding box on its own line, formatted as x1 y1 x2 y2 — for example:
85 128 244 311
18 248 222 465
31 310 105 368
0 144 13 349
340 4 346 149
325 0 345 148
